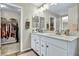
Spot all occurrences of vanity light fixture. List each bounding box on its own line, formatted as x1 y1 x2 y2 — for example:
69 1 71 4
36 3 57 13
38 4 49 12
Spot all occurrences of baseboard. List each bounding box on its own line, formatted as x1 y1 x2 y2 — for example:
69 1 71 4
21 48 31 52
17 48 32 55
32 49 39 56
17 48 39 56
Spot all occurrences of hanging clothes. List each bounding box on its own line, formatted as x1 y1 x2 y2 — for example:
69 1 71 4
1 23 6 38
1 23 4 38
11 23 15 38
16 23 19 42
6 23 10 39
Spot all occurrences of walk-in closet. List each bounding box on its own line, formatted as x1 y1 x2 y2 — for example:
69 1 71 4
0 3 21 56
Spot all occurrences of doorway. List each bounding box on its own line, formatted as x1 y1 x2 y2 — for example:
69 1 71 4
0 3 21 56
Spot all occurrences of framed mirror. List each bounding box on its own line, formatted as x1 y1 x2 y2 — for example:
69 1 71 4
61 16 68 31
49 17 56 31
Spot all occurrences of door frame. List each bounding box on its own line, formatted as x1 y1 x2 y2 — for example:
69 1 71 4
0 3 23 52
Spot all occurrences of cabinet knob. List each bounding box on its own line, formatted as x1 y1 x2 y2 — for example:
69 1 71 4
42 45 44 47
46 45 48 47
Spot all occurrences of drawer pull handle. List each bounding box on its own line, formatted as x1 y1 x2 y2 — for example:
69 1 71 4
42 45 44 47
46 45 48 47
36 42 38 44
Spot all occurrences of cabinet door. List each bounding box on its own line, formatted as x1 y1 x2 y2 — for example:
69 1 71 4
35 37 41 55
31 36 36 51
31 34 37 51
47 43 67 56
31 34 41 55
40 40 47 56
36 46 41 55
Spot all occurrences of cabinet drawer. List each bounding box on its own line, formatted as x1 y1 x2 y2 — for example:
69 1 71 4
35 39 40 43
35 39 41 47
31 39 35 50
36 46 41 55
47 37 68 50
36 42 41 48
40 36 47 42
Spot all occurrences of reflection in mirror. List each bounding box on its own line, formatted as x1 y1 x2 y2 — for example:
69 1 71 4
50 17 55 31
61 16 68 31
0 3 21 56
0 4 1 56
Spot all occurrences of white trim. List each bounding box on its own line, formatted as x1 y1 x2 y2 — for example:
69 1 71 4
20 6 23 52
7 3 23 52
1 3 23 52
8 3 23 52
21 48 31 52
5 3 21 9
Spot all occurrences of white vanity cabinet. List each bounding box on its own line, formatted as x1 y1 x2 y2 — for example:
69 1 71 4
40 36 67 56
31 34 36 51
40 40 47 56
31 34 41 55
31 33 78 56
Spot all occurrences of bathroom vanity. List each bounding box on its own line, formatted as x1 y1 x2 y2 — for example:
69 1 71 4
31 33 79 56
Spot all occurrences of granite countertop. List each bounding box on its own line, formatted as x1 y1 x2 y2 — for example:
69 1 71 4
32 33 79 41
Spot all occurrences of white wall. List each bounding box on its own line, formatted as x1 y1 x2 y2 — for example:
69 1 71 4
77 4 79 31
1 9 20 21
14 3 37 51
0 8 1 47
68 4 79 32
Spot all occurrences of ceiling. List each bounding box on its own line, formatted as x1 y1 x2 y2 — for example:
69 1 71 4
33 3 43 8
0 3 77 16
0 3 21 14
33 3 77 16
49 3 76 16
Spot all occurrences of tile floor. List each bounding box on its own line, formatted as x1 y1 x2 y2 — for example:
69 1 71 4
1 42 20 56
0 42 37 56
18 50 37 56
